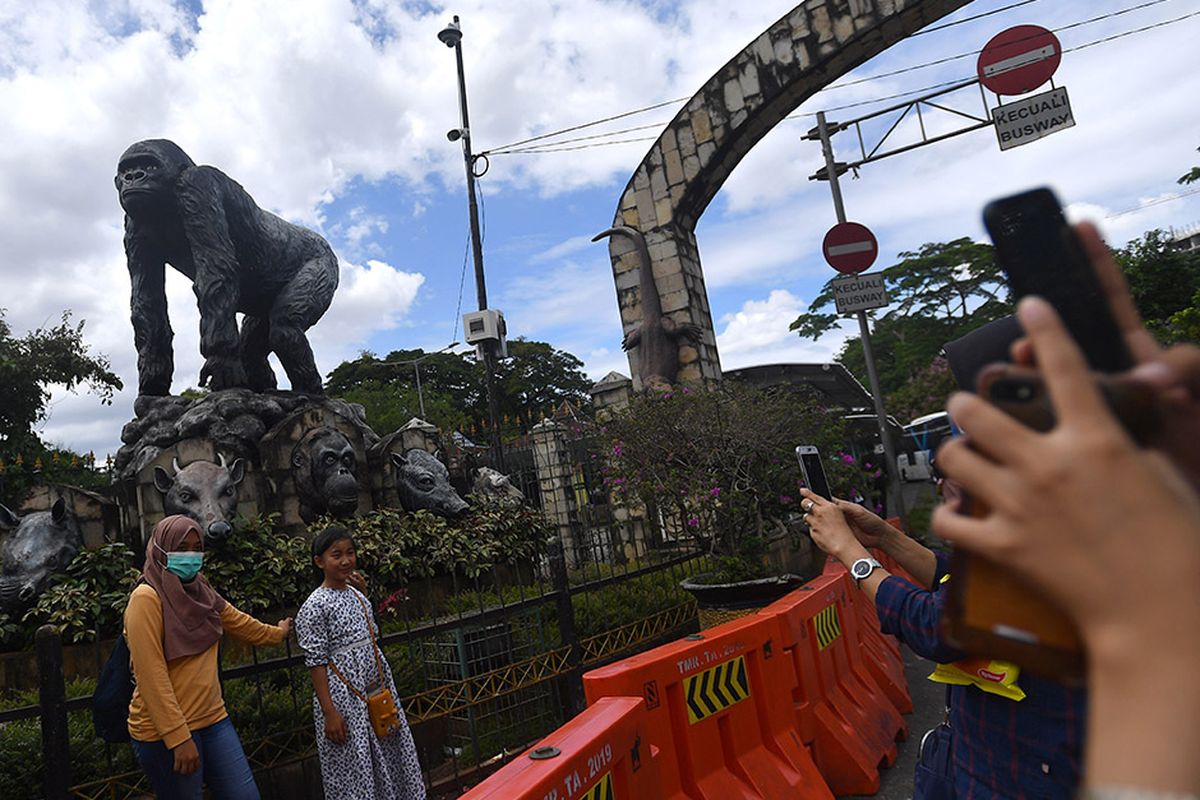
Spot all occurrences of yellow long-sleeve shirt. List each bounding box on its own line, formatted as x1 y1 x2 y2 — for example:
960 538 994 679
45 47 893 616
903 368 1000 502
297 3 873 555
124 583 286 748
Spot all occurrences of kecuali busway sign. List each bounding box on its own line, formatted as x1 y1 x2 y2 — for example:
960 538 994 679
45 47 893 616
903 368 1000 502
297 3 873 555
992 86 1075 151
832 272 888 314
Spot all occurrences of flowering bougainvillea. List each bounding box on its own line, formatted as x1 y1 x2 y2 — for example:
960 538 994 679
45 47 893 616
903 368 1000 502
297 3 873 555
600 382 872 582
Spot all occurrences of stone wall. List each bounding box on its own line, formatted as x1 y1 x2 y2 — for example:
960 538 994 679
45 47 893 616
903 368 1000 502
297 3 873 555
608 0 971 389
18 485 124 550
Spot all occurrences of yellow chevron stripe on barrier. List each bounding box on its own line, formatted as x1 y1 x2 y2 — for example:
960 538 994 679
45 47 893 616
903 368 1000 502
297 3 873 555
683 654 750 724
580 772 614 800
814 604 841 651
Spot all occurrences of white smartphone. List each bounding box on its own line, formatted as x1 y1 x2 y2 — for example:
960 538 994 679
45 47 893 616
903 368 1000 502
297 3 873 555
795 445 831 500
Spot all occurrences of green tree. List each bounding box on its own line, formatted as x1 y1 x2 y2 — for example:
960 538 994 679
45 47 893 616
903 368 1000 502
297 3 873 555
1114 229 1200 344
494 339 592 433
325 338 592 437
791 238 1012 397
0 310 122 452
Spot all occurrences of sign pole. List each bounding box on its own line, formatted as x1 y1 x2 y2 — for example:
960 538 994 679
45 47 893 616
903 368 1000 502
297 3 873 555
815 111 908 528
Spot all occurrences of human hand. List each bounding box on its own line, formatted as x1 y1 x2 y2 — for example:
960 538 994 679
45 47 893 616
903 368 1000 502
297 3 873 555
347 570 368 594
934 297 1200 651
800 489 869 564
832 499 895 548
324 709 348 745
1010 222 1200 488
173 738 200 775
277 617 292 638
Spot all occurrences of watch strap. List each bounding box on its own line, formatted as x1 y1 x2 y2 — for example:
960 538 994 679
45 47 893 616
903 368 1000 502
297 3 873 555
851 557 883 585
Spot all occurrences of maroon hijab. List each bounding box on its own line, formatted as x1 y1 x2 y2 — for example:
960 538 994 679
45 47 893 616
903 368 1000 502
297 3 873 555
141 515 226 660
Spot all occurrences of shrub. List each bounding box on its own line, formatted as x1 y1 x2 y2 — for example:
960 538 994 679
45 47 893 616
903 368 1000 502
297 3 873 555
601 383 868 583
202 514 311 615
330 497 550 591
22 542 139 644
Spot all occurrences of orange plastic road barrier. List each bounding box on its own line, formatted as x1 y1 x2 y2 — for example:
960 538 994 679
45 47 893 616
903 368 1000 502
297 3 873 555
459 696 660 800
584 614 832 800
759 574 906 795
825 559 915 716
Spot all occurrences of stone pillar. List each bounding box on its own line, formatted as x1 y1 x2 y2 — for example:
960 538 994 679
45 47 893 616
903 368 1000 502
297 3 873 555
589 371 633 421
398 417 440 454
606 0 971 389
530 419 580 568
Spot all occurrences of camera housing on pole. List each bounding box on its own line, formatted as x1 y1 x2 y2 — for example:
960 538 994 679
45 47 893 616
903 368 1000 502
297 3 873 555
463 309 508 359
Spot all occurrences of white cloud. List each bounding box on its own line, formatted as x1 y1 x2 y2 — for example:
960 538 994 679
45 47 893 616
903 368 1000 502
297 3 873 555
3 0 1199 458
716 290 850 370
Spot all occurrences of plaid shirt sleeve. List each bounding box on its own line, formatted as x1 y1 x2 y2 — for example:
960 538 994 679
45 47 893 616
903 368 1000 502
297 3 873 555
873 570 966 664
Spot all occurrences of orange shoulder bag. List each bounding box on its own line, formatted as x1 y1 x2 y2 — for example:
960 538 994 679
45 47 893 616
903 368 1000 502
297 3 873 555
326 591 402 738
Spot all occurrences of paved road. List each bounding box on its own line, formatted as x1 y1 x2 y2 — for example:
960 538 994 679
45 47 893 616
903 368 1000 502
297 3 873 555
846 646 944 800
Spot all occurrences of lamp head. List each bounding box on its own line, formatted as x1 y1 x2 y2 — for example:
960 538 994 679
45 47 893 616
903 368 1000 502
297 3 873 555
438 17 462 48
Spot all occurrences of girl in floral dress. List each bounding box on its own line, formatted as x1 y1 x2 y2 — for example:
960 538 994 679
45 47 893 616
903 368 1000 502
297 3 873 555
295 526 425 800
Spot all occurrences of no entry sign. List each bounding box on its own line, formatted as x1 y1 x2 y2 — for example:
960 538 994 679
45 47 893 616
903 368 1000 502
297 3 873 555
978 25 1061 96
823 222 878 275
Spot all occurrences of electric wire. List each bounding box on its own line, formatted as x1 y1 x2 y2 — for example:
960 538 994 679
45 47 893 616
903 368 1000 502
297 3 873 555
481 0 1190 157
1106 187 1200 218
488 122 669 155
910 0 1042 36
823 0 1174 92
451 226 471 346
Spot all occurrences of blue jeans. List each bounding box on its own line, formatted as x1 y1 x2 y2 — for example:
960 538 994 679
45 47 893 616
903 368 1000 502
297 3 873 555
132 717 260 800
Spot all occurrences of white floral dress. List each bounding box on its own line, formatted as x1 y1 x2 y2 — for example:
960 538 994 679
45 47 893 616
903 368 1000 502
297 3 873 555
296 586 425 800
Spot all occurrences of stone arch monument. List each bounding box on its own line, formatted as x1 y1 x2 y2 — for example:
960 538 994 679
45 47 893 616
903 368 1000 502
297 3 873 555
606 0 970 390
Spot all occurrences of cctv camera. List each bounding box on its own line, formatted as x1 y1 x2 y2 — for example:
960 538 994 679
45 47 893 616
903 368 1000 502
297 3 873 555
447 128 465 142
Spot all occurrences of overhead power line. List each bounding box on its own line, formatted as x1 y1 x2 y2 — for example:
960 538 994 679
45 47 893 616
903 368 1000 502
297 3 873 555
1107 187 1200 218
484 1 1195 157
911 0 1043 36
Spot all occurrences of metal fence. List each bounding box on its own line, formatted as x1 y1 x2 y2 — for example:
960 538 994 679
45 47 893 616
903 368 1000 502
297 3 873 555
0 435 710 799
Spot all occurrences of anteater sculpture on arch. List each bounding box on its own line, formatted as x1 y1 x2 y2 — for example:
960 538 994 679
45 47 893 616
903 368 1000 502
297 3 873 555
115 139 339 396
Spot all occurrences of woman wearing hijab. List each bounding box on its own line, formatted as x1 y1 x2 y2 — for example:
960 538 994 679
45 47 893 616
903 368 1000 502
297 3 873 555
125 515 292 799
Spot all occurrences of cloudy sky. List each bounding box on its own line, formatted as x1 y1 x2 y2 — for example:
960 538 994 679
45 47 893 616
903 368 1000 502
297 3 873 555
3 0 1199 458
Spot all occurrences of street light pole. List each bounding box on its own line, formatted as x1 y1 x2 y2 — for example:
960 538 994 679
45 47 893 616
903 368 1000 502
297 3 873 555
412 359 425 418
378 342 459 423
814 111 908 529
439 14 505 472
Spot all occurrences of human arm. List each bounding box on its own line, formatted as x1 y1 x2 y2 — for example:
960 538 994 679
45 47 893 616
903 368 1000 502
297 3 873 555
802 489 964 661
219 603 289 646
800 489 888 601
124 588 197 771
295 595 347 744
308 665 347 744
832 499 939 589
933 297 1200 792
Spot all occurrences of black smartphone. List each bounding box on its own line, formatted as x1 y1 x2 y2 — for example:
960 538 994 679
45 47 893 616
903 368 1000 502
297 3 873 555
983 187 1132 373
795 445 831 499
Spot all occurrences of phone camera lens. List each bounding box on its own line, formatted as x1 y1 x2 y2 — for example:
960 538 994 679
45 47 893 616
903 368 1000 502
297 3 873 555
1016 385 1034 401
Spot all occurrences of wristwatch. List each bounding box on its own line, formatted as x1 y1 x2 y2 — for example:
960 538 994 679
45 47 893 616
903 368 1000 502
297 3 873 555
850 557 883 586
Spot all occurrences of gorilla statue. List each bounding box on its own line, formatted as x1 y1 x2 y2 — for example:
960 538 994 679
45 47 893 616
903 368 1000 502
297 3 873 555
292 427 361 523
115 139 338 396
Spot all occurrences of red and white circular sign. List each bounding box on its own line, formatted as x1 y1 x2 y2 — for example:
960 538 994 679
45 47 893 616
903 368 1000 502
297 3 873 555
823 222 878 275
977 25 1061 96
